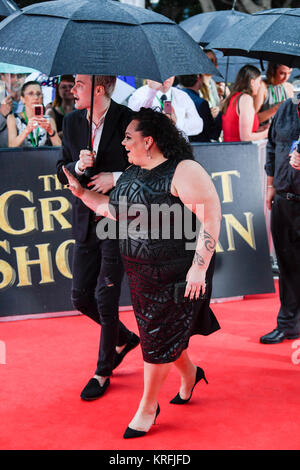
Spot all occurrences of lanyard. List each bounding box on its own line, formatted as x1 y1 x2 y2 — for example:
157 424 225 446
90 114 106 151
156 91 172 110
270 84 285 105
23 111 39 147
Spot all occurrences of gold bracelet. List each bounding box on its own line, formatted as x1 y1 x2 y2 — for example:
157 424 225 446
267 185 274 188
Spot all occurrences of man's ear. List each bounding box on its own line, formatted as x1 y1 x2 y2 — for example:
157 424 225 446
95 85 105 96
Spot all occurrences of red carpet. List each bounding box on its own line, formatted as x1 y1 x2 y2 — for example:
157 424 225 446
1 281 300 451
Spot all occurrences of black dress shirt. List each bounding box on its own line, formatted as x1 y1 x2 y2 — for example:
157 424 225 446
265 98 300 194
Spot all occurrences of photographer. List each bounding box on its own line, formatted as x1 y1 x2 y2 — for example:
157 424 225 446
7 81 61 147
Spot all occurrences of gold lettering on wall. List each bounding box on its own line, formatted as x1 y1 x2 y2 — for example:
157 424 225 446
55 239 74 279
211 170 240 203
223 212 256 251
38 174 63 192
14 243 54 286
0 190 38 235
39 197 71 232
0 240 16 289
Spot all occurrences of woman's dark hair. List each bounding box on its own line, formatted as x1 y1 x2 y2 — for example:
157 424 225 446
21 81 42 97
131 107 194 161
222 64 261 114
53 75 75 107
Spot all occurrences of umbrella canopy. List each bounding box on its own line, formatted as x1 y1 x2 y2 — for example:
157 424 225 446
0 62 37 74
180 9 248 46
0 0 19 17
212 50 267 84
209 8 300 68
0 0 220 82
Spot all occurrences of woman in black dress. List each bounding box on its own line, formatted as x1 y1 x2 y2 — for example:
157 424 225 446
63 108 221 438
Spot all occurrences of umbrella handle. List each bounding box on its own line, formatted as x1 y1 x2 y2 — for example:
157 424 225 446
85 75 95 178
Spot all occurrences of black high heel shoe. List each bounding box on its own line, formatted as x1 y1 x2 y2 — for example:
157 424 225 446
170 366 208 405
123 404 160 439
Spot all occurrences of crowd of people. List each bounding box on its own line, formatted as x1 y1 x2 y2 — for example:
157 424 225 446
0 51 297 148
2 54 300 438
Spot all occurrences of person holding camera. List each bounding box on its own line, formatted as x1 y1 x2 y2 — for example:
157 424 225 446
7 81 61 147
128 76 203 139
62 107 221 438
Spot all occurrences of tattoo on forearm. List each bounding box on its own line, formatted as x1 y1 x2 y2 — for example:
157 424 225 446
199 230 216 253
193 251 205 266
193 231 216 266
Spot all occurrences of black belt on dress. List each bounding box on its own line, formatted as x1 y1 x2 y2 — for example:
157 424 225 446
277 191 300 202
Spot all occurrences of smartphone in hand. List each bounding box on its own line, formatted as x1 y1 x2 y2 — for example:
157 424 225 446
33 104 43 116
163 100 172 115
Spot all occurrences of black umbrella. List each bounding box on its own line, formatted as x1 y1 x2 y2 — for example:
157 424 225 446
0 0 219 80
180 9 248 47
0 0 220 158
209 8 300 69
0 0 19 18
212 50 267 84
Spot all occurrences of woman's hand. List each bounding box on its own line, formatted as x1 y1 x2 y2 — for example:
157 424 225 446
35 116 54 135
25 116 40 134
62 166 84 198
185 264 207 300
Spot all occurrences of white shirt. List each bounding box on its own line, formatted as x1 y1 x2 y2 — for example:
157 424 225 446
128 85 203 137
75 109 121 184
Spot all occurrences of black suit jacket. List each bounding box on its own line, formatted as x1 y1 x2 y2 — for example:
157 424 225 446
57 100 133 242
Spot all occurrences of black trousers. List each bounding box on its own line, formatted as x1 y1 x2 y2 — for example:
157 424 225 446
271 194 300 335
71 221 132 376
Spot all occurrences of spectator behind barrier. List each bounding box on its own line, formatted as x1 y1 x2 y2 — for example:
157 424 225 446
254 63 294 125
7 81 61 148
199 50 222 119
222 65 269 142
0 73 28 147
178 74 221 142
45 75 75 139
127 76 203 139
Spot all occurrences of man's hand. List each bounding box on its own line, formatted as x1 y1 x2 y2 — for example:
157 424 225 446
78 149 96 172
87 172 114 193
266 186 276 210
0 96 13 118
289 149 300 170
146 80 162 91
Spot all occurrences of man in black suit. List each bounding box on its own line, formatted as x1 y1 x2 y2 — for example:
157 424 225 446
57 75 139 400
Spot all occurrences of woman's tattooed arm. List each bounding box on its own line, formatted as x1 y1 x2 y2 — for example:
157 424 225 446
193 230 216 266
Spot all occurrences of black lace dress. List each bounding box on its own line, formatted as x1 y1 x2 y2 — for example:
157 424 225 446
109 158 220 364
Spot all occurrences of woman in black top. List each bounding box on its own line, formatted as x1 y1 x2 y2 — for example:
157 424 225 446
63 108 221 438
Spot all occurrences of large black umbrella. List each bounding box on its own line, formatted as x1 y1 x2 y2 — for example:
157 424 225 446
180 9 248 47
0 0 219 81
213 50 266 84
0 0 19 18
0 0 220 155
209 8 300 68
